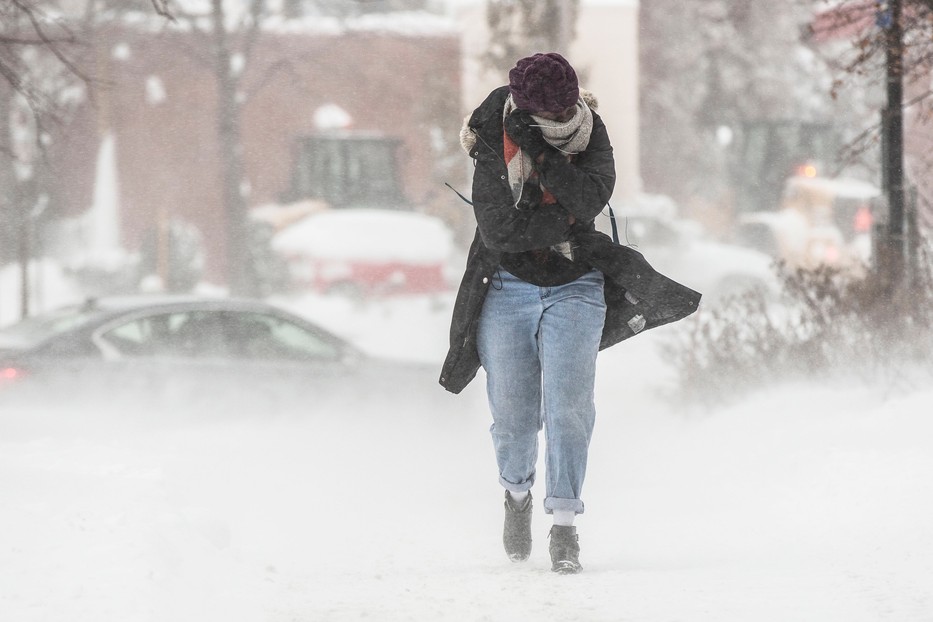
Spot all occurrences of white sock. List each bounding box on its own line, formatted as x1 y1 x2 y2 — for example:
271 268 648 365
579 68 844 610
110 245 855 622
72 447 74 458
552 510 575 527
508 490 529 503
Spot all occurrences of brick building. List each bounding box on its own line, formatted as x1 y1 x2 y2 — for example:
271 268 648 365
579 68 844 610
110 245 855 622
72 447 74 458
45 16 463 282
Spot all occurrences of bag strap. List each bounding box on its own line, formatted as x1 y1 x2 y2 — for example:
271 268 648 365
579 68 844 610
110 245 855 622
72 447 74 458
445 182 474 206
607 202 620 245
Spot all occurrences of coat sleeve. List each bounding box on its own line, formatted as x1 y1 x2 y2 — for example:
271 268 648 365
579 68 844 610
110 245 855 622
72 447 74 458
473 193 575 252
536 115 615 223
470 150 575 253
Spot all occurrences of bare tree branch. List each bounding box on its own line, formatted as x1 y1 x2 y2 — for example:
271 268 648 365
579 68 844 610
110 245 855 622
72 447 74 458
0 34 73 45
151 0 177 22
9 0 91 85
244 55 308 100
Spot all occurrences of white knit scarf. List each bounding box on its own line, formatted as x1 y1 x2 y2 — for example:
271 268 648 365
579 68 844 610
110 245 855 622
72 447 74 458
502 94 594 206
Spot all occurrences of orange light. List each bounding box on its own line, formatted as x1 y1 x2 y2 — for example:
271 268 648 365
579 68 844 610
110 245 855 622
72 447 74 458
802 165 817 178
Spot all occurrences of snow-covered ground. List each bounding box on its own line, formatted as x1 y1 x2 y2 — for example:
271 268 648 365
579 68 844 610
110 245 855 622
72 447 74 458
1 284 931 621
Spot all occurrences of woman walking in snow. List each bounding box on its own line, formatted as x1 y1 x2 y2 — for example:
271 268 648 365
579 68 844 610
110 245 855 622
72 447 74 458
440 53 699 574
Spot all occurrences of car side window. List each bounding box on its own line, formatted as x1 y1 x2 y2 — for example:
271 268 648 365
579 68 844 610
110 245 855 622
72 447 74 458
166 312 228 357
99 316 158 356
223 312 341 361
100 311 228 358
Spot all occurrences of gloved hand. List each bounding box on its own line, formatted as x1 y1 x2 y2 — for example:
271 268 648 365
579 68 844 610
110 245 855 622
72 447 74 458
515 182 543 211
504 111 551 160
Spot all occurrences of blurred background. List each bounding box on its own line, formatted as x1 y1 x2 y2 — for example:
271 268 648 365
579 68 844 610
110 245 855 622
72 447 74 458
1 0 930 316
4 0 932 402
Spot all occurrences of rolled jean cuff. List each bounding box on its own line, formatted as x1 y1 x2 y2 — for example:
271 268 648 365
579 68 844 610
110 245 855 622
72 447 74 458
499 474 535 494
544 496 584 515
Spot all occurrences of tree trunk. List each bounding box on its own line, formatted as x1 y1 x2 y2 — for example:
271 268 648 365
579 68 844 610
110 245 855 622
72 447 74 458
0 87 11 316
17 186 30 319
211 0 254 296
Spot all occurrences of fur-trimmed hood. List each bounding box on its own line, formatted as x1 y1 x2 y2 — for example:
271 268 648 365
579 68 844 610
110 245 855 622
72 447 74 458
459 88 599 154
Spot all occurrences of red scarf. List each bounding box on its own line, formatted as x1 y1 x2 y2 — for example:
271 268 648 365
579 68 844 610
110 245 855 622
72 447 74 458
503 130 557 205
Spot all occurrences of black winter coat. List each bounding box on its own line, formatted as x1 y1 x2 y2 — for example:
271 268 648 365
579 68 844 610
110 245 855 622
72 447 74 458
439 86 701 394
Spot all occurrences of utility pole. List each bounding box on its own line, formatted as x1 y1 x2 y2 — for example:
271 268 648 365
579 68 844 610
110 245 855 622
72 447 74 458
880 0 905 288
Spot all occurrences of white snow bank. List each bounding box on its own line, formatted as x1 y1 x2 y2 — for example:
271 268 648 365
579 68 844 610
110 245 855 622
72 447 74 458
272 208 455 264
784 175 881 200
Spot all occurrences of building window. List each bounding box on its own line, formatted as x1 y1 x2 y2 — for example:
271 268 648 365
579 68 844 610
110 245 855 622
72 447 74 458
289 135 405 208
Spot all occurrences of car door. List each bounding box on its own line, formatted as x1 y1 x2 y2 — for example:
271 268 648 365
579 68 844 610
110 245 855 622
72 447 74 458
93 307 356 413
212 309 357 408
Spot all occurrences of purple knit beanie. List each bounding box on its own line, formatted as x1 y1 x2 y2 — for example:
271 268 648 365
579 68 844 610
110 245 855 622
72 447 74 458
508 53 579 113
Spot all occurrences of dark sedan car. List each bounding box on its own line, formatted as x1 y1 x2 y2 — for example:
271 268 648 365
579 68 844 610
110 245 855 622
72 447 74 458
0 296 449 417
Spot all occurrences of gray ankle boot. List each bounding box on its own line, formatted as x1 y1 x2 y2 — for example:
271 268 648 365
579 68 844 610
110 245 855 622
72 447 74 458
503 491 533 562
548 525 582 574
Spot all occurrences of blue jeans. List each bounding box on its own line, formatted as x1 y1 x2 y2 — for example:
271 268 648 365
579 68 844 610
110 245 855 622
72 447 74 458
476 268 606 514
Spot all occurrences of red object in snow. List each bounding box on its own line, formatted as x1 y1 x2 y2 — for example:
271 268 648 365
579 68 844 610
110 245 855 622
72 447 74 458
854 205 873 233
305 258 447 297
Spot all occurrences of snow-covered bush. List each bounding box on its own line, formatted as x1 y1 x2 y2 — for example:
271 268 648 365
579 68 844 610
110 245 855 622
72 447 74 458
667 248 933 405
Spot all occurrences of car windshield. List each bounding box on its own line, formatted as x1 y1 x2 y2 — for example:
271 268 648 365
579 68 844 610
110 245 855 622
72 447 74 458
0 305 102 350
